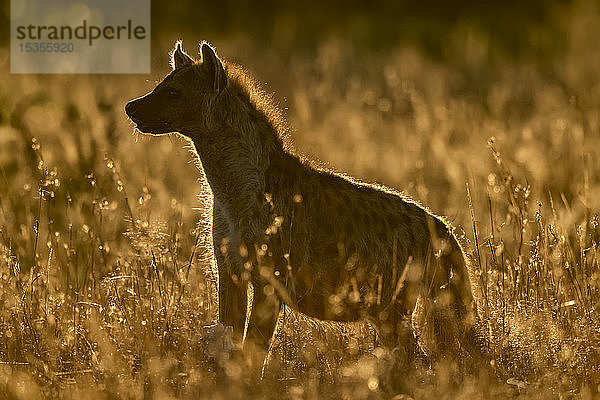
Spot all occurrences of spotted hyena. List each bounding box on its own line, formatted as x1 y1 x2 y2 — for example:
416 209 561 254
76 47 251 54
125 41 483 381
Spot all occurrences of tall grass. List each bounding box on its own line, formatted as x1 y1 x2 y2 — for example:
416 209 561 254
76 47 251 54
1 2 600 398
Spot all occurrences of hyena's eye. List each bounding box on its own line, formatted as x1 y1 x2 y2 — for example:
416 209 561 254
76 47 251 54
168 88 181 98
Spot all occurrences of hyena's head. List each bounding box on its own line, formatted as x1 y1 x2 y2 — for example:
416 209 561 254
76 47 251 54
125 41 228 135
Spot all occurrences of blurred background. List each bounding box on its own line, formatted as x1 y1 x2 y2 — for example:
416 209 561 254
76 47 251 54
1 0 597 218
1 0 600 398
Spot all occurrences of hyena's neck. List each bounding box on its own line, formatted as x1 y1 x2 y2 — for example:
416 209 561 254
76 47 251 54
187 106 284 228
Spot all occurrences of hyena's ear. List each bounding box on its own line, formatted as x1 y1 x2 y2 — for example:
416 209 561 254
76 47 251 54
172 41 193 70
200 43 228 94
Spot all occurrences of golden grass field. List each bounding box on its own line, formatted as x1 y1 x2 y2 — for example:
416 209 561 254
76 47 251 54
1 1 600 398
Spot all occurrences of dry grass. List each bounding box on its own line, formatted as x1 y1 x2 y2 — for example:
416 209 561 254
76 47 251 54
2 2 600 398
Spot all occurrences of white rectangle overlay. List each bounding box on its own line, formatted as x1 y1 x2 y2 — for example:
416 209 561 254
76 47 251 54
11 0 150 74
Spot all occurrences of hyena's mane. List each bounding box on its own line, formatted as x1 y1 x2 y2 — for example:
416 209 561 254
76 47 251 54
218 61 292 150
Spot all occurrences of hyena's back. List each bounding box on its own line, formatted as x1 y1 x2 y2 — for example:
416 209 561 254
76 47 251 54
217 150 473 328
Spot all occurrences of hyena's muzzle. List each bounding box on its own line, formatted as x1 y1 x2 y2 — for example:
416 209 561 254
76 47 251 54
125 95 171 135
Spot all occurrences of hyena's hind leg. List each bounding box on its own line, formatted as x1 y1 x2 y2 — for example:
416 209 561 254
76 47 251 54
370 297 422 396
412 244 488 382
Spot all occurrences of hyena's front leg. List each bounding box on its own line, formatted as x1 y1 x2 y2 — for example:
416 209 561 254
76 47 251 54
218 262 279 353
239 240 281 351
202 245 245 383
217 262 247 342
212 205 247 343
236 215 283 352
246 273 281 351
